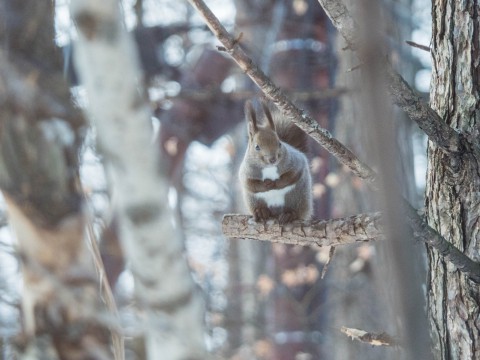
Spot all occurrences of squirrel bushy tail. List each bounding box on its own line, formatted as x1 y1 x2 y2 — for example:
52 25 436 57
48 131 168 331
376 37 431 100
261 102 309 155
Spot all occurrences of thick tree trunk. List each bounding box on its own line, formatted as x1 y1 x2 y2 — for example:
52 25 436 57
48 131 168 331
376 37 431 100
427 1 480 359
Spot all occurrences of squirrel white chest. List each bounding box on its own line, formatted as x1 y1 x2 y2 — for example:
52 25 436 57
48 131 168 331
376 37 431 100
255 166 294 207
261 166 280 180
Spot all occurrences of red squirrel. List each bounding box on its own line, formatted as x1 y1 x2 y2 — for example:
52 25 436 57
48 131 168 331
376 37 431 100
239 100 312 224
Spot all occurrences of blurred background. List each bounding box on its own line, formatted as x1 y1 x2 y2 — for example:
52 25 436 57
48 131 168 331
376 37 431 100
0 0 432 359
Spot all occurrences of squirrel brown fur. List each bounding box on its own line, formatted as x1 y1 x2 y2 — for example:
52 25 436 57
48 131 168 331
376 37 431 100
239 100 313 224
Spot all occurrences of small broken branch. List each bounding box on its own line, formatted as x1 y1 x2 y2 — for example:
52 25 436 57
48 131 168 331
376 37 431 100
317 0 463 154
341 326 397 347
321 246 336 279
405 40 430 52
187 0 376 182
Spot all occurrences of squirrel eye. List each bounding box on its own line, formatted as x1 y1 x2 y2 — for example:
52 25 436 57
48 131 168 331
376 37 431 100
278 142 282 147
255 144 260 151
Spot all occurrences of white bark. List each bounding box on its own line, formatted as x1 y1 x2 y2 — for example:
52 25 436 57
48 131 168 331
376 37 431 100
70 1 206 359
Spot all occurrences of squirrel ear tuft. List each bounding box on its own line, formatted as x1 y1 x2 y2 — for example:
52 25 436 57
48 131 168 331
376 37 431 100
245 100 258 137
261 101 275 131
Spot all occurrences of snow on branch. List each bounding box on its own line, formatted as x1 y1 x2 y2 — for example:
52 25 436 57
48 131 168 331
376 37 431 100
187 0 376 182
316 0 464 154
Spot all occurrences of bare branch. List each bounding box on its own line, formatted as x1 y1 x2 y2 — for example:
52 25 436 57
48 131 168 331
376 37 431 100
403 203 480 283
341 326 397 347
405 41 430 52
187 0 376 182
321 246 336 279
317 0 463 154
223 211 480 283
85 218 124 360
222 213 384 247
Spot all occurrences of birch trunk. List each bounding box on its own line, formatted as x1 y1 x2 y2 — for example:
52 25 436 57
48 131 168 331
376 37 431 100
70 1 206 359
427 1 480 358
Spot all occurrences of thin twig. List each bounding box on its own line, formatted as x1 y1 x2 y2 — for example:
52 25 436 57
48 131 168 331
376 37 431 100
405 40 430 52
187 0 376 182
79 174 125 360
86 219 125 360
346 63 363 73
321 246 336 279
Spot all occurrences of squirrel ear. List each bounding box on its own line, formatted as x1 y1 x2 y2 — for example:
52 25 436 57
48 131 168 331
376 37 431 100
261 101 275 131
245 100 258 137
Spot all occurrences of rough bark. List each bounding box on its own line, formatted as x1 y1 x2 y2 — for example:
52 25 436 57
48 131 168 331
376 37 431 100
223 213 383 247
69 1 206 359
426 1 480 359
0 1 112 358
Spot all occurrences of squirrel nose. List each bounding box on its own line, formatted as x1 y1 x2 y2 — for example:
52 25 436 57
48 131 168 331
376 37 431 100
269 157 276 164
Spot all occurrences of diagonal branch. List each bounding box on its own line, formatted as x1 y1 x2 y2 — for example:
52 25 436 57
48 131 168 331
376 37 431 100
222 212 480 283
403 203 480 283
187 0 376 181
316 0 463 154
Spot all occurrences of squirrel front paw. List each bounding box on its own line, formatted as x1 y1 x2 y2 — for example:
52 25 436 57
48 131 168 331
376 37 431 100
278 209 298 225
254 205 272 222
264 179 276 190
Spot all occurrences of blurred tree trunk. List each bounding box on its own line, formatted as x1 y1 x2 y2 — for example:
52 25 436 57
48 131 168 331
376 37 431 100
263 1 333 359
426 1 480 359
70 0 207 358
0 1 112 358
327 1 419 359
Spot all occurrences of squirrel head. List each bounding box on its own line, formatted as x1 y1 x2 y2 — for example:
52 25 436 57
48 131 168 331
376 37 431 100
245 100 282 166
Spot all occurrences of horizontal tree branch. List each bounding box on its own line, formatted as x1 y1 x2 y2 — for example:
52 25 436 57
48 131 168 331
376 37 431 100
187 0 376 182
222 213 383 247
316 0 463 154
223 210 480 283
